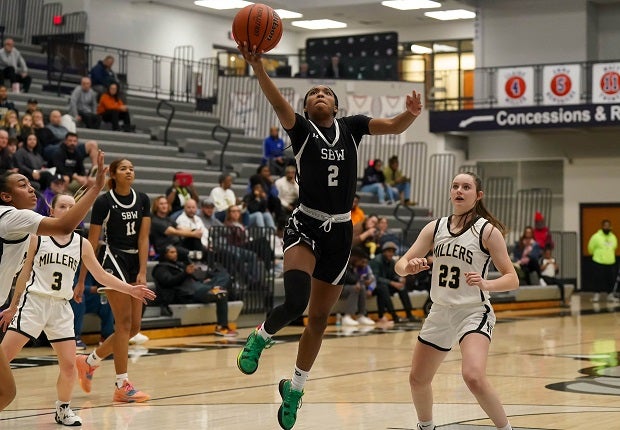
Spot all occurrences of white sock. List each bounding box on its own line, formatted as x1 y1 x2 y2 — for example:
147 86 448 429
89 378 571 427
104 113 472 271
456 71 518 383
116 373 128 388
257 322 273 341
291 366 309 392
497 424 512 430
418 421 435 430
86 351 102 367
56 400 70 409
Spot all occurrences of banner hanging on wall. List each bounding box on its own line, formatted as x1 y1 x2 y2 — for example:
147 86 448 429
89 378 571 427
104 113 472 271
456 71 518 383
542 64 581 105
592 62 620 103
496 67 535 107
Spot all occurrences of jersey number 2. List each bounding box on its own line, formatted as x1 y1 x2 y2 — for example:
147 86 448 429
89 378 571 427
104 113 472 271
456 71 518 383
327 165 339 187
438 264 460 289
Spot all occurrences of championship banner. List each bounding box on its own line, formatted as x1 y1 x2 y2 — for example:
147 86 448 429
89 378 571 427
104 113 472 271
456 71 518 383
592 62 620 103
542 64 581 105
496 67 534 107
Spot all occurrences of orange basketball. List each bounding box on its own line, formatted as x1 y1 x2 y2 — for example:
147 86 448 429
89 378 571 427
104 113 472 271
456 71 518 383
232 3 283 53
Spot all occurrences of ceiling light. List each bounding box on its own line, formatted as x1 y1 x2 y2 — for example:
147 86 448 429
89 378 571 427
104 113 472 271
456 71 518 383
193 0 253 10
275 9 303 19
424 9 476 20
433 43 457 52
410 44 432 54
381 0 441 11
291 19 347 30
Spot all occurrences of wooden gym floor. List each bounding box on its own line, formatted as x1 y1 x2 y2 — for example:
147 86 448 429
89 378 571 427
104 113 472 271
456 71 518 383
2 292 620 429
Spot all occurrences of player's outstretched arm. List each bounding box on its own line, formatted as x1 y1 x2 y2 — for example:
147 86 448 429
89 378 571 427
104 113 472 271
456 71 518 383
395 220 435 277
81 239 156 304
36 151 107 236
0 236 37 332
237 43 295 129
369 90 423 136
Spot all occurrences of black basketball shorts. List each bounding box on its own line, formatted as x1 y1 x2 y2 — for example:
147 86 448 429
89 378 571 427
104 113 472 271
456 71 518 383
282 210 353 285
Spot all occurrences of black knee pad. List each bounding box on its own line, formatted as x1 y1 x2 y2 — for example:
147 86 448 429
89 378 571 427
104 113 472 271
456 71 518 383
283 270 312 315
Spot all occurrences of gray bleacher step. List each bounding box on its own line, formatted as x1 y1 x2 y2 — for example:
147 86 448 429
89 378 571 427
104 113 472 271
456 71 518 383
97 139 179 157
209 150 263 167
135 166 224 182
178 138 271 156
9 91 68 106
151 125 247 143
133 114 219 134
231 162 261 178
103 151 208 170
126 96 196 113
140 316 182 330
76 128 151 144
131 179 213 195
128 104 219 123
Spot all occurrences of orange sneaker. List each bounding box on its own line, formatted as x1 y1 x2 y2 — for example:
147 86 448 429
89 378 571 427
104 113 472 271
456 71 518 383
113 380 151 403
76 354 97 393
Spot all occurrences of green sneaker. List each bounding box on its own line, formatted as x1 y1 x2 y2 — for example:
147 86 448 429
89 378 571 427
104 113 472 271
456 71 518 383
236 329 274 375
277 379 304 430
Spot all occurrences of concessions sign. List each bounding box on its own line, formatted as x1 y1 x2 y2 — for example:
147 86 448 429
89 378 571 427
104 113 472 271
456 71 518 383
429 103 620 132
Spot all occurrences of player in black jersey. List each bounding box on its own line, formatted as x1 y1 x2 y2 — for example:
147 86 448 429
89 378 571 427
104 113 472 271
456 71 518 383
235 43 422 430
74 158 152 403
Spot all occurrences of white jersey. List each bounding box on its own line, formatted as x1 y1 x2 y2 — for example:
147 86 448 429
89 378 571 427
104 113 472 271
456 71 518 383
25 233 82 300
0 206 44 303
431 216 492 306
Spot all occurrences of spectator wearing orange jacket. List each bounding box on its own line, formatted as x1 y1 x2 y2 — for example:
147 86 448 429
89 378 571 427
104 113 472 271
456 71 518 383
97 83 131 132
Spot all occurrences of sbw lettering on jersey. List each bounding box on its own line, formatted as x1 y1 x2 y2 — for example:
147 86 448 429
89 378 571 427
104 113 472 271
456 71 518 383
433 242 473 264
121 211 139 220
38 253 79 271
320 148 345 161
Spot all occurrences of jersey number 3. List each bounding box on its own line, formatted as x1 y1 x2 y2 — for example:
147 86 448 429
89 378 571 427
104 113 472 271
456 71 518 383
438 264 460 289
327 165 339 187
51 271 63 291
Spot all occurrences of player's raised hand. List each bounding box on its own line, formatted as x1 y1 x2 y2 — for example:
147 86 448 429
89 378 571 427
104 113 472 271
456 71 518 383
93 150 108 190
406 90 423 117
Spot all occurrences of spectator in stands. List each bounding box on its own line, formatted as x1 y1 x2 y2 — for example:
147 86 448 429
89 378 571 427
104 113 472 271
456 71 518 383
69 77 101 130
0 38 31 93
360 158 397 204
174 198 210 260
351 194 365 226
90 55 120 96
274 164 299 220
0 85 17 117
339 246 376 327
533 211 554 250
71 272 115 349
50 132 93 193
165 172 199 220
370 241 415 323
353 214 379 258
0 132 18 174
35 173 68 216
375 216 404 253
31 109 54 151
44 110 70 147
25 98 39 115
210 172 243 222
539 246 568 307
243 183 276 229
149 195 199 262
263 126 293 176
18 113 33 144
14 132 54 190
384 155 412 205
588 219 618 302
512 226 545 286
294 62 309 78
97 83 131 132
324 55 345 79
1 109 20 139
197 197 223 228
248 164 282 221
152 244 237 336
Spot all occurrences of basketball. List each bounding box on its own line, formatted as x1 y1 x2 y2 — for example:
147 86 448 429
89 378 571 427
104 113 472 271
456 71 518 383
232 3 283 53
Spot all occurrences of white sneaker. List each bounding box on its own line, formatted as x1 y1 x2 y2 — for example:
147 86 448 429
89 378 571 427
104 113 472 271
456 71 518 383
607 294 620 302
357 315 376 326
591 293 601 302
341 315 359 326
129 333 149 345
539 278 547 286
55 402 82 426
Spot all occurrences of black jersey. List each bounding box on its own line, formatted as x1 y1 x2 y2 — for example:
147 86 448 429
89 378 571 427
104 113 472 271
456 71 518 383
90 189 151 251
286 113 370 215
